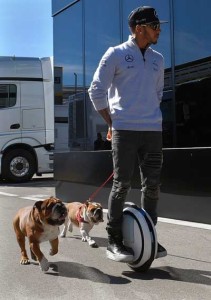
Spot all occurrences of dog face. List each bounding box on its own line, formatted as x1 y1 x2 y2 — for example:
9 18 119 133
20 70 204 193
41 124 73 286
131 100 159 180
33 197 67 226
85 201 104 224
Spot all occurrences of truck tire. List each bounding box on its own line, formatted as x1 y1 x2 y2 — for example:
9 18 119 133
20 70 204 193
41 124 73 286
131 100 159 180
2 149 36 183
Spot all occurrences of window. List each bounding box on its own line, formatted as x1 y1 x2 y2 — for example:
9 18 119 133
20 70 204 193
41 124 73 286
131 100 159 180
0 84 17 108
54 77 61 84
174 0 211 65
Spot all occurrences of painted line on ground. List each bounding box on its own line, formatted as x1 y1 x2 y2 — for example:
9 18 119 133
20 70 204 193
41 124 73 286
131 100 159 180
0 191 18 197
0 192 51 202
1 191 210 231
158 217 211 230
21 195 51 201
103 208 211 231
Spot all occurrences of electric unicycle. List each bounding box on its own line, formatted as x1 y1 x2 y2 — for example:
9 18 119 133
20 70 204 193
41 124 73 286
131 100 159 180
122 202 158 272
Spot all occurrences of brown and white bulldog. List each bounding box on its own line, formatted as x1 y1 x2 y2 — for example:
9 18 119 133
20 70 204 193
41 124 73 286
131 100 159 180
60 200 104 247
13 196 67 272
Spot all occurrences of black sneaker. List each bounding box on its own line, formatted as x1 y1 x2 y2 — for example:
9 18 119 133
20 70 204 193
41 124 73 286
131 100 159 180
106 242 134 262
156 243 167 259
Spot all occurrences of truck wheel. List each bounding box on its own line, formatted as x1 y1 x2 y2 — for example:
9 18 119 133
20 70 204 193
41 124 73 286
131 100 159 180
2 149 36 183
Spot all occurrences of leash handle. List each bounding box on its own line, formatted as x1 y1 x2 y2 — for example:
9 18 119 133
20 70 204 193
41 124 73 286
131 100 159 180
89 171 114 201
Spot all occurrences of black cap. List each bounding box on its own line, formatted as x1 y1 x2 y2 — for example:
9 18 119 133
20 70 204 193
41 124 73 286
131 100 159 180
128 6 168 27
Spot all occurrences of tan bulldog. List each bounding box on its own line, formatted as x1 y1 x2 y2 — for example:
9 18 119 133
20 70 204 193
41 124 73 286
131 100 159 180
60 200 104 247
13 196 67 272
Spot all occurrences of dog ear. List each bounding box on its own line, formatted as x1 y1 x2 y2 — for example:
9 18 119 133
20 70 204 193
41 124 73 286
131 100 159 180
33 200 43 211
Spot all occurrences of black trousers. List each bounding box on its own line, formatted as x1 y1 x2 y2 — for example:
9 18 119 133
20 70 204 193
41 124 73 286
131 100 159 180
107 130 163 231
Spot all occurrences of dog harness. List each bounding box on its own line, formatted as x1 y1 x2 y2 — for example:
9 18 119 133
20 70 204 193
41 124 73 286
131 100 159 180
76 205 89 224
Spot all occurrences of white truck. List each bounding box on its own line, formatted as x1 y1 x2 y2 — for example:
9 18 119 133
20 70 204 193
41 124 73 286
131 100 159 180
0 56 54 182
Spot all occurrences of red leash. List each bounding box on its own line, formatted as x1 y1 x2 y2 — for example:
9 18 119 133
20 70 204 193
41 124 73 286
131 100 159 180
89 171 114 201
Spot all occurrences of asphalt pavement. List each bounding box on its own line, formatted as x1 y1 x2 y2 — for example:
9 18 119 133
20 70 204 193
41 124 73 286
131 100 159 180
0 176 211 300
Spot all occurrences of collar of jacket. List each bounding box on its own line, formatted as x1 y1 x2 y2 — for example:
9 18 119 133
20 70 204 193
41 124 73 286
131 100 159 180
128 35 151 53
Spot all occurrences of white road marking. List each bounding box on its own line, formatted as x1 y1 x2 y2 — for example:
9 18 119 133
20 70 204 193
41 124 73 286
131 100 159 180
158 217 211 231
0 191 18 197
103 208 211 231
21 195 51 201
1 191 210 231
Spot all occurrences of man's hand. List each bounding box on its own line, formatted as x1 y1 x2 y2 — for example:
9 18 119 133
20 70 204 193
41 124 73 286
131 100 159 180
106 128 112 141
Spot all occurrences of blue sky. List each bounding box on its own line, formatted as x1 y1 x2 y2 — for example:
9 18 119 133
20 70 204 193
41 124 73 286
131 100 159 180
0 0 53 58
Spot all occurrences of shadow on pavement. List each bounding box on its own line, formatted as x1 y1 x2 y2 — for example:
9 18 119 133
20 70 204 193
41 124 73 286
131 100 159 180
48 261 131 284
123 266 211 286
60 235 108 248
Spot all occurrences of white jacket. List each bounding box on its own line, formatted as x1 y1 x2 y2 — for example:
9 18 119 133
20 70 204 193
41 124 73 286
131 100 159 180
88 35 164 131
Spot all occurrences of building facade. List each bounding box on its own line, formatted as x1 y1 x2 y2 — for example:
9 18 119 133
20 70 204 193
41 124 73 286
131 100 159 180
52 0 211 151
52 0 211 224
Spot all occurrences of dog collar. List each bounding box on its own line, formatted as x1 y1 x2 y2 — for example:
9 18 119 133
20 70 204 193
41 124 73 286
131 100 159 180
76 206 89 224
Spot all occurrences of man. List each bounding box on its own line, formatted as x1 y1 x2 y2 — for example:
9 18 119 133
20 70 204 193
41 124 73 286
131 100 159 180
88 6 167 262
94 132 104 150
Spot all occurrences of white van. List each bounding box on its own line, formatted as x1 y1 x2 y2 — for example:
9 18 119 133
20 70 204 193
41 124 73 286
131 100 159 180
0 56 54 182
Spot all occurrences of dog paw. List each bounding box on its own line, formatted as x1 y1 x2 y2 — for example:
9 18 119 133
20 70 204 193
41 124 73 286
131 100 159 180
49 249 58 256
88 240 98 248
82 237 87 242
39 256 49 272
60 233 66 238
20 257 30 265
